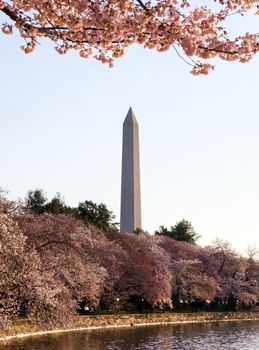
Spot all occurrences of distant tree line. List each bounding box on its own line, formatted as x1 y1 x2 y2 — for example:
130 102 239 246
0 189 258 332
25 189 200 244
25 189 118 232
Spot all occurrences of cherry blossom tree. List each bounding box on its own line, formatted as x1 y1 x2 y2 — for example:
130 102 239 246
206 240 259 309
17 213 109 310
156 234 204 261
156 236 219 306
172 259 219 305
0 197 76 330
103 232 173 310
0 192 110 328
0 0 258 74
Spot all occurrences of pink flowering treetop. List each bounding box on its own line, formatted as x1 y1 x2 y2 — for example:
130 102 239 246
0 0 258 75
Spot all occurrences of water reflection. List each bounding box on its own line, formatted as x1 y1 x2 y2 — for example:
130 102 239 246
1 321 259 350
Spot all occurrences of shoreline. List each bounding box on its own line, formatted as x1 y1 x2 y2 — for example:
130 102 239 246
1 312 259 342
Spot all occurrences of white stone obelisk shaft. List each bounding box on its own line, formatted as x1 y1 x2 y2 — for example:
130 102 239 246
120 107 142 233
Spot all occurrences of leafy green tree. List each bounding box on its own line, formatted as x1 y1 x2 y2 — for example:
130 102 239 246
44 193 65 214
134 227 149 235
25 189 47 214
155 220 200 244
77 200 118 232
45 193 77 217
155 226 170 236
25 190 118 231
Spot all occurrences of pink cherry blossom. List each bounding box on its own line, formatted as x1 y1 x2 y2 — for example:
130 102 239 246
0 0 258 74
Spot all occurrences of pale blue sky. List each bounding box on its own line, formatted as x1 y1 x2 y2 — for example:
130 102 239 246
1 8 259 254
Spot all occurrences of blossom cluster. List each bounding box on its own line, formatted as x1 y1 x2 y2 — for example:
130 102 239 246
0 0 258 74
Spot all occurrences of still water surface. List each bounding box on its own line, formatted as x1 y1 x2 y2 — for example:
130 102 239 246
2 321 259 350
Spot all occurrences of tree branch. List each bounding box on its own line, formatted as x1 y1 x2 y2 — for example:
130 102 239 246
1 6 19 22
1 6 104 34
136 0 149 11
198 43 259 55
36 240 85 258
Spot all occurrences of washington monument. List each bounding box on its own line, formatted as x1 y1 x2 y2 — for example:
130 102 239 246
120 107 142 233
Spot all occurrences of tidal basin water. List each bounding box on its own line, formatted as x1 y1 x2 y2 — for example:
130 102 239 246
2 321 259 350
